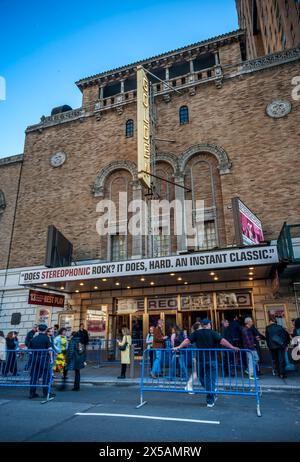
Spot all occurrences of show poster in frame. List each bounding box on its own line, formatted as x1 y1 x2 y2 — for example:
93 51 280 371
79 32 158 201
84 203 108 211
36 307 52 326
232 197 264 246
264 304 288 329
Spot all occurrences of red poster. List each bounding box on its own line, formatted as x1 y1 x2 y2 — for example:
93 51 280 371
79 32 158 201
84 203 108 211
87 319 106 333
28 289 65 308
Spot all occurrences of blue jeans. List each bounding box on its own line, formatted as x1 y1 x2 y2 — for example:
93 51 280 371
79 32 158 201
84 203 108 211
151 350 162 376
30 354 51 396
170 352 188 379
199 360 217 405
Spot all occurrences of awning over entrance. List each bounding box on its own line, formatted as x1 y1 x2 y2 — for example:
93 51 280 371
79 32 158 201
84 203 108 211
18 245 279 294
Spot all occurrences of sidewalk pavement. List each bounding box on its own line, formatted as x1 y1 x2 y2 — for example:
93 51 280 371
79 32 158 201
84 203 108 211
60 361 300 392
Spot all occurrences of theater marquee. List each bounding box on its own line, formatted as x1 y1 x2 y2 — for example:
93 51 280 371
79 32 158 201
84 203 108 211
19 246 278 285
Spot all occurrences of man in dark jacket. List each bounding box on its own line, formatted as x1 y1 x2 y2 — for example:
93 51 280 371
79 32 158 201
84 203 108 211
228 316 242 347
25 324 38 348
266 317 290 379
29 324 55 399
221 319 234 376
76 323 89 346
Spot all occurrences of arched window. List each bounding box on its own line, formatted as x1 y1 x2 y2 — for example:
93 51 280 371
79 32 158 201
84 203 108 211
0 190 6 214
184 154 226 251
179 105 189 125
126 119 134 137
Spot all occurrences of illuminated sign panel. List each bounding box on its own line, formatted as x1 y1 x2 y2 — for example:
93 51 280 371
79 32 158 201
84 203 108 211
137 66 151 188
232 197 264 246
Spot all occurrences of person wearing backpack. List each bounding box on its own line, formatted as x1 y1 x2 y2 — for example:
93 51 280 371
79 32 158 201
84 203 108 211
66 332 86 391
266 316 290 379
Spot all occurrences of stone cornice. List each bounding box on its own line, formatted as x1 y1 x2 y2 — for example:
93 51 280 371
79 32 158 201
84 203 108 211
0 154 23 166
26 108 90 133
238 45 300 75
25 46 300 133
75 30 244 89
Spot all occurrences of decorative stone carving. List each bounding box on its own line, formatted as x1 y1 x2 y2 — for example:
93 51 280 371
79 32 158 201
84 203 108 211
91 184 104 197
266 100 292 118
189 87 196 96
240 46 300 73
50 151 67 168
115 105 124 115
214 65 223 89
178 143 232 174
215 65 223 77
28 108 87 132
93 160 138 197
163 94 171 103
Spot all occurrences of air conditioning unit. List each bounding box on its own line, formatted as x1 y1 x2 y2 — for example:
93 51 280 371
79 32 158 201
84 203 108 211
177 249 196 255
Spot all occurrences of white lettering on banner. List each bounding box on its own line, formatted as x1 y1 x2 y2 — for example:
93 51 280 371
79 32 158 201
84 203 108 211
18 246 278 285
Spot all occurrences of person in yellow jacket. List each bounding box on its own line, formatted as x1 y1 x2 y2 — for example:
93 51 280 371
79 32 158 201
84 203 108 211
117 326 132 379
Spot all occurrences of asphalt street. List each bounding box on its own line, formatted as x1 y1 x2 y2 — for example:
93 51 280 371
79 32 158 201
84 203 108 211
0 384 299 442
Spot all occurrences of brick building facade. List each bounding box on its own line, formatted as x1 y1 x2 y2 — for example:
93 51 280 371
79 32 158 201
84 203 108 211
0 20 300 341
236 0 300 58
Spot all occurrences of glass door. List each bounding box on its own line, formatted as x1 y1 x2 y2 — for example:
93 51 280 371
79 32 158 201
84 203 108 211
148 313 161 329
217 309 253 329
131 314 143 342
164 313 177 337
182 310 212 334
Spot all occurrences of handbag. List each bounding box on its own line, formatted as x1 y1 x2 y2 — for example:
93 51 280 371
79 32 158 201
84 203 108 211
119 342 127 351
119 337 128 351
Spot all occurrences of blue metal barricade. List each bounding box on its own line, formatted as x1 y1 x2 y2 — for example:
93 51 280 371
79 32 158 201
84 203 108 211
137 348 262 416
88 338 147 367
85 338 103 365
97 339 119 365
0 348 55 402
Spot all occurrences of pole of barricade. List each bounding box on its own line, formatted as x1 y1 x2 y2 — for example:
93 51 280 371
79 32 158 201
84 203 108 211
130 343 135 378
136 349 147 409
41 349 56 404
250 349 262 417
97 339 102 368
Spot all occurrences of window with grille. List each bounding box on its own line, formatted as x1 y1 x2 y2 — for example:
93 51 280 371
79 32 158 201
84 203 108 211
153 228 170 257
196 220 217 250
111 234 127 261
126 119 134 137
179 106 189 125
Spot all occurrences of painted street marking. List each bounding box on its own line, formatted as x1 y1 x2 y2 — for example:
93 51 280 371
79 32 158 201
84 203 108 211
75 412 220 425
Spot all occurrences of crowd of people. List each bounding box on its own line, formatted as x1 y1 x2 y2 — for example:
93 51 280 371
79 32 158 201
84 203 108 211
0 315 299 403
144 315 300 407
0 322 89 398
